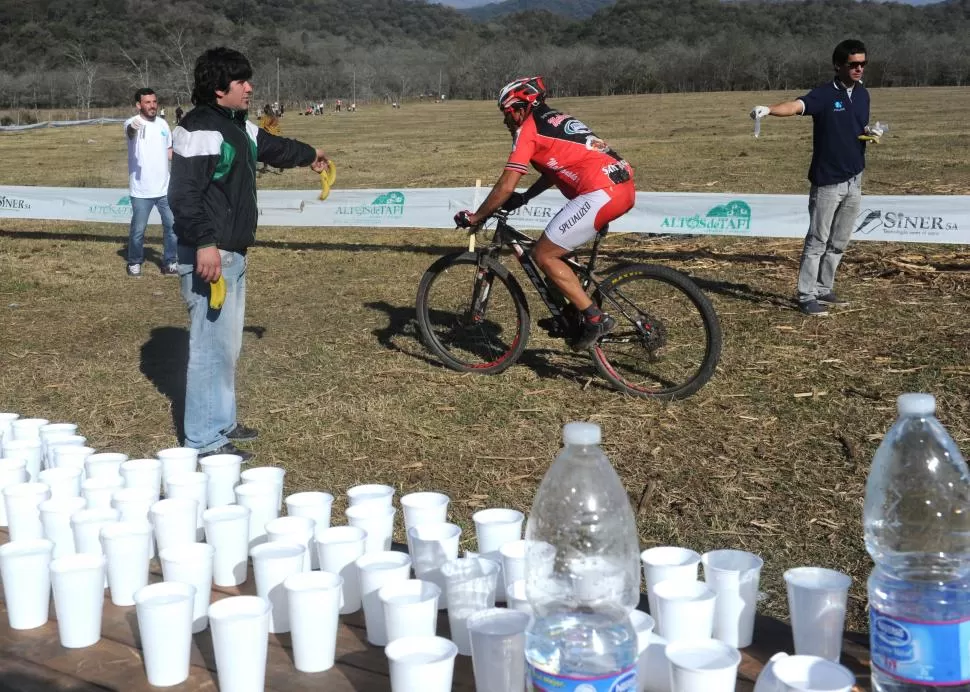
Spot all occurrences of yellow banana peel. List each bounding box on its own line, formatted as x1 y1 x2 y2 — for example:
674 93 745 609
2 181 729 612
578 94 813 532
209 276 226 310
319 160 337 201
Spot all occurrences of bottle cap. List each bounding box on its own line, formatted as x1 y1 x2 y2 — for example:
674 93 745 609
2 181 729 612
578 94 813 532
897 393 936 417
563 422 601 446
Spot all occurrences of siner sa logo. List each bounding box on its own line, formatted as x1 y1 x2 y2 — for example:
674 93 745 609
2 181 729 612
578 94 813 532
0 195 30 210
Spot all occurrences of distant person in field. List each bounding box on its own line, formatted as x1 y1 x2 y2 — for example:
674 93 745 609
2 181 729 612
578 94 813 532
454 76 636 350
124 87 177 277
175 106 184 125
169 46 330 459
257 104 282 174
751 39 883 317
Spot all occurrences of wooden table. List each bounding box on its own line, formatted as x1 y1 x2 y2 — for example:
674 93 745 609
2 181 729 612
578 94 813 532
0 528 871 691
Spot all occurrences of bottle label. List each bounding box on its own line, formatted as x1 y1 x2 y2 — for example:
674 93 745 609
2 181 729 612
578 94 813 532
528 664 636 692
870 607 970 685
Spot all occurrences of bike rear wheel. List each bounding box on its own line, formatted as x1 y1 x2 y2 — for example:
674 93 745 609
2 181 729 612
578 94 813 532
591 264 721 400
416 252 530 374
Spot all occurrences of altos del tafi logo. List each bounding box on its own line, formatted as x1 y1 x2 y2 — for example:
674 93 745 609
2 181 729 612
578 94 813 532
335 191 406 219
89 195 133 217
661 200 752 233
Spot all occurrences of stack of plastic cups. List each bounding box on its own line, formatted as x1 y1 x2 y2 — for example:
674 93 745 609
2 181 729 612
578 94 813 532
199 453 243 509
235 482 278 549
120 458 163 503
0 458 28 525
407 522 462 609
641 547 702 619
38 423 78 467
0 413 19 445
112 486 158 558
346 503 397 554
150 498 199 553
84 453 128 481
440 557 501 656
251 542 305 633
71 507 119 587
266 516 315 572
50 553 107 648
4 481 51 540
284 491 333 569
467 608 531 692
39 467 83 500
134 582 196 687
203 505 251 587
357 551 413 646
39 496 87 558
472 508 524 601
2 438 43 481
51 445 95 480
156 447 199 496
653 580 717 642
100 520 153 606
400 491 450 552
702 549 764 648
386 636 459 692
0 538 54 630
379 579 442 643
241 466 285 511
316 525 367 614
285 572 344 673
165 472 208 540
160 542 215 633
82 475 124 510
208 596 272 692
44 433 86 472
9 417 49 443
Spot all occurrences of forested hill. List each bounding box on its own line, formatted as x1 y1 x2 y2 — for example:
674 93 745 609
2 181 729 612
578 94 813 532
465 0 616 20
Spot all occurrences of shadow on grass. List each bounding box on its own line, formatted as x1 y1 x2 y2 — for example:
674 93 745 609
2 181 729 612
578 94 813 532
139 326 188 442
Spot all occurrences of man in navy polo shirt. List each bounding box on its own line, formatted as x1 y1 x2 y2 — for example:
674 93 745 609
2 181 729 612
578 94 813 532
750 39 883 316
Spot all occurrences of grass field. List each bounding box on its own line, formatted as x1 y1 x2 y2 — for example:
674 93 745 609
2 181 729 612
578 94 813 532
2 88 970 638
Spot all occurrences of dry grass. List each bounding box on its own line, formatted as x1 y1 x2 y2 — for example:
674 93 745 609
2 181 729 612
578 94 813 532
2 88 970 636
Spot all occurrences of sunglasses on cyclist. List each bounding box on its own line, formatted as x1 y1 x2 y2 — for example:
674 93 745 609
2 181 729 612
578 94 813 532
846 60 867 69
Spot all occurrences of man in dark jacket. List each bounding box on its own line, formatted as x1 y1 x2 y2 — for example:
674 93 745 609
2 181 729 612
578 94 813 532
169 47 329 458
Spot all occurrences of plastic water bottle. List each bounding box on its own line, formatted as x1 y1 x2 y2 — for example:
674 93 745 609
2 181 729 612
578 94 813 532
864 393 970 691
524 422 640 692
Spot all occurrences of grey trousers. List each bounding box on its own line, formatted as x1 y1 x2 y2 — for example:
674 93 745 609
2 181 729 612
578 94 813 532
796 173 863 303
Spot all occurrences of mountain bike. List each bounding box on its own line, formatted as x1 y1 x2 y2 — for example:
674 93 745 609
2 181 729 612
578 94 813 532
415 210 722 400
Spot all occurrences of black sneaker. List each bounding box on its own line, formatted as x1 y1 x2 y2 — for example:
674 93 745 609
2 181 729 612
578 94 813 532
799 300 830 317
126 263 143 278
162 262 179 276
816 292 848 306
571 314 616 351
199 443 254 462
226 424 259 442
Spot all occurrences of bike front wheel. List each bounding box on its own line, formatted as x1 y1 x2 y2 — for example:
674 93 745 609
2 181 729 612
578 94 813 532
591 264 722 400
416 252 531 374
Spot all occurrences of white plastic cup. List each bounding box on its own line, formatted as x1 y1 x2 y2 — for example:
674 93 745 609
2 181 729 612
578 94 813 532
440 557 500 655
2 438 43 481
401 491 450 532
467 607 530 692
665 638 742 692
473 508 524 554
39 496 86 558
156 447 199 495
120 458 163 503
165 471 208 538
51 445 95 478
505 580 533 616
39 467 83 500
208 596 271 692
499 539 528 594
39 423 79 467
642 631 673 692
346 503 396 554
251 541 305 633
199 453 243 508
71 507 119 589
347 482 395 508
160 542 215 633
134 581 195 687
284 571 343 673
4 481 51 540
266 515 315 572
0 413 19 443
357 550 413 646
0 538 54 629
100 520 152 606
203 504 252 587
653 579 717 642
316 525 367 614
0 458 28 525
234 481 279 549
112 486 157 520
702 549 764 648
784 568 852 661
84 452 128 481
284 491 333 569
10 417 49 442
50 553 106 648
379 579 441 643
641 547 702 618
408 522 462 610
82 475 124 510
772 654 856 692
150 498 198 553
386 635 459 692
44 433 86 471
631 610 658 692
240 466 285 510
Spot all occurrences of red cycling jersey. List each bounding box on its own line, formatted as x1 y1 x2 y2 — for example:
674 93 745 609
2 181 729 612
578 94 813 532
504 104 633 200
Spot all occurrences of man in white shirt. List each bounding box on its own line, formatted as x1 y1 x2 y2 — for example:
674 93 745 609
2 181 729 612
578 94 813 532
125 88 177 277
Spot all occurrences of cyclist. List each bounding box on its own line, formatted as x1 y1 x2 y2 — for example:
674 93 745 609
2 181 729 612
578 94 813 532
455 76 636 350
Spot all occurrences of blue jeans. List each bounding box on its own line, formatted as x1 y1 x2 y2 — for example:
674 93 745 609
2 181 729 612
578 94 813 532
128 196 177 265
178 248 247 453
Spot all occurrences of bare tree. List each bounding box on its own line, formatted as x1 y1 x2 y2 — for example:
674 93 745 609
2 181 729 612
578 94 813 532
64 42 98 117
120 48 151 88
157 28 196 105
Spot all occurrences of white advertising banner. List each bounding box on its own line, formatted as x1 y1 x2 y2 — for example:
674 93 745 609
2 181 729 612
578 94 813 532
0 185 966 244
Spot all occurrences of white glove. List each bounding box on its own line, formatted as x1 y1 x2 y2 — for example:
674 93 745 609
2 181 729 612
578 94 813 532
750 105 771 120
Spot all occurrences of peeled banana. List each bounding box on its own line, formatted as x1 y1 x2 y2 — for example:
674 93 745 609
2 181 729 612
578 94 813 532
319 160 337 201
209 276 226 310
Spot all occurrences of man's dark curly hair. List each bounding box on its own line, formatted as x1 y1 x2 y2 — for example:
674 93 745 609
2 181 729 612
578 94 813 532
191 47 253 106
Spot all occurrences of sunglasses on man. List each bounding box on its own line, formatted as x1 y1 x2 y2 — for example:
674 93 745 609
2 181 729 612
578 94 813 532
846 60 868 69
